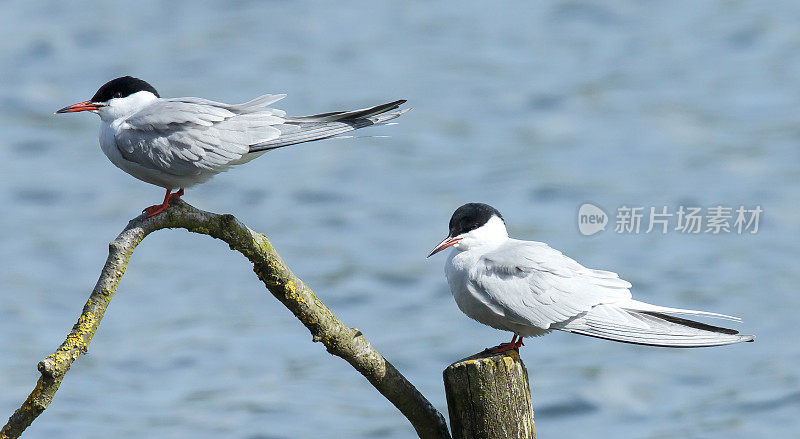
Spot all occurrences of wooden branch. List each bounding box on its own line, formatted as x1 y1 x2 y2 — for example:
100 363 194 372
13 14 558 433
1 200 451 439
443 350 535 439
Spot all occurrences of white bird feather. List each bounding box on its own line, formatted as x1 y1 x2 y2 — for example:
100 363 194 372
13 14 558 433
431 203 754 348
57 76 409 200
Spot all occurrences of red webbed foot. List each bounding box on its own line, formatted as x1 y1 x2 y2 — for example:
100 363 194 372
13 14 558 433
143 188 184 218
485 334 525 354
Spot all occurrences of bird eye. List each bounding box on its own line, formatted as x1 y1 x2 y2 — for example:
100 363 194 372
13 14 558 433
113 91 123 98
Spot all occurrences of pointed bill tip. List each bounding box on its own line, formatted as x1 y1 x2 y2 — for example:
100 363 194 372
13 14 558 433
55 101 102 114
427 236 461 258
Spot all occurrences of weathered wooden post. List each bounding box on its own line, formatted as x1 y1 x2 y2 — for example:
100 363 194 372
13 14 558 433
443 350 535 439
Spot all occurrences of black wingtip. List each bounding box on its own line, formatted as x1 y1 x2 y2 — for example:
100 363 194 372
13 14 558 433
338 99 407 121
642 312 741 335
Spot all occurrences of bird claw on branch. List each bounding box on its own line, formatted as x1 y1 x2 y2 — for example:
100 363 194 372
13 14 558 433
1 200 450 439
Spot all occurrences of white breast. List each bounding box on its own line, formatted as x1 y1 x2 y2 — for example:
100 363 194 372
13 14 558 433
98 121 199 189
445 247 551 337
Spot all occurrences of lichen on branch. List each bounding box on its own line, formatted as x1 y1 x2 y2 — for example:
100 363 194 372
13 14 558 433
1 200 450 439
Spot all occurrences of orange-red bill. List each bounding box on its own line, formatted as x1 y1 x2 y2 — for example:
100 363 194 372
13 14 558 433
55 101 102 114
427 236 462 258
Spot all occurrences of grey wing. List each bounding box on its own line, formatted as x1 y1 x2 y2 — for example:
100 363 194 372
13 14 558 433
474 240 752 346
469 240 633 330
114 96 287 177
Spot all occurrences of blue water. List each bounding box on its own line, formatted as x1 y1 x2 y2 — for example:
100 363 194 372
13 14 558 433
1 1 798 438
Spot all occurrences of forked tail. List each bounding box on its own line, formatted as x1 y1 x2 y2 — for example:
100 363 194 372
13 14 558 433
249 100 409 153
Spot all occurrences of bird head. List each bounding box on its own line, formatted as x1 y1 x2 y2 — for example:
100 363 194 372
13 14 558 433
427 203 508 257
56 76 160 122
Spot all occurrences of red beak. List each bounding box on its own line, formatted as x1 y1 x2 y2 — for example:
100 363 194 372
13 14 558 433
55 101 102 114
427 236 462 258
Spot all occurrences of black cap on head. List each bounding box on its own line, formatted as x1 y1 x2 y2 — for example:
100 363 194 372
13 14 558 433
448 203 503 237
91 76 159 102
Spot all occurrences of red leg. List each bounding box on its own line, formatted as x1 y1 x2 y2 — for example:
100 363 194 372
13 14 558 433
168 187 184 202
143 188 184 217
487 334 524 354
